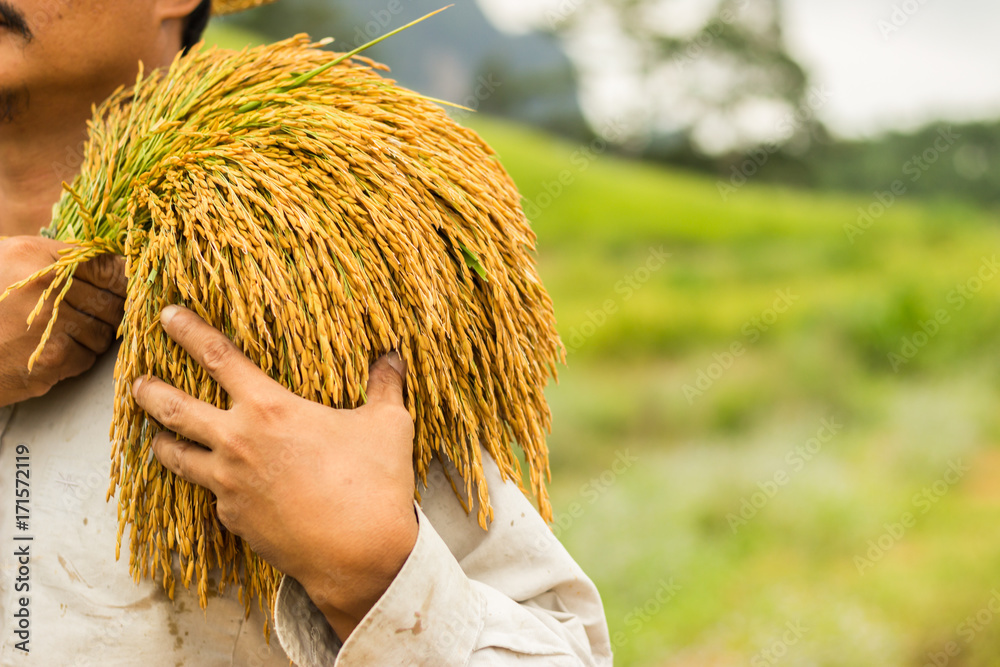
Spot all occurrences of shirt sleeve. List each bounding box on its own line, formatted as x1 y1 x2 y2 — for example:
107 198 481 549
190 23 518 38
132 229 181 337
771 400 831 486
271 448 613 666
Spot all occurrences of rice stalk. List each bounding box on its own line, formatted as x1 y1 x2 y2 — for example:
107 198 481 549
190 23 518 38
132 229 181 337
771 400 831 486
2 31 563 627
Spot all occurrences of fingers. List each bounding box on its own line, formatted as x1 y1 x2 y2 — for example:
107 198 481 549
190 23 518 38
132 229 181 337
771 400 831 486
64 276 125 326
58 305 116 354
32 240 126 296
159 305 277 401
73 253 127 298
2 333 96 401
151 432 216 492
32 332 97 383
365 352 407 407
132 375 227 449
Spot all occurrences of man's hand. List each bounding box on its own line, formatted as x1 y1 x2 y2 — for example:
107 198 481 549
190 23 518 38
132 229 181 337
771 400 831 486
131 305 419 641
0 236 126 407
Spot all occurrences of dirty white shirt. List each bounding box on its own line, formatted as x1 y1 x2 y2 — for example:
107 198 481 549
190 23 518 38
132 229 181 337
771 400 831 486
0 345 612 666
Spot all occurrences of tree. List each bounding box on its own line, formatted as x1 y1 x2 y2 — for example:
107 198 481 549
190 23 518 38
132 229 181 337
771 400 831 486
544 0 817 155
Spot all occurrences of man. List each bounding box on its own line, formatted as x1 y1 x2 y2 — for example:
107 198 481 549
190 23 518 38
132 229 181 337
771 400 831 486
0 0 612 665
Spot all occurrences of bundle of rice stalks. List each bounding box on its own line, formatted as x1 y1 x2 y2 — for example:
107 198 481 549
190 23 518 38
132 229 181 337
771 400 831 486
4 23 563 620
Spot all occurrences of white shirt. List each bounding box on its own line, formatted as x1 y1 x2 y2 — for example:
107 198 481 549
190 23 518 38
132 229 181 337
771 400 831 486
0 345 612 665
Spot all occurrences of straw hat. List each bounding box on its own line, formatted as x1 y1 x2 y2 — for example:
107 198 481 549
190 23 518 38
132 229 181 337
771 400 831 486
212 0 278 15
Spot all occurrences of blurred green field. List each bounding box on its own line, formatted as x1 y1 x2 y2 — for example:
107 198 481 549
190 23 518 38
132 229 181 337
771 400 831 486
465 116 1000 666
202 23 1000 665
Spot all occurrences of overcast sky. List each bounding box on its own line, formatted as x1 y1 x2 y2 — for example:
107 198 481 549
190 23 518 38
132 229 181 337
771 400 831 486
478 0 1000 139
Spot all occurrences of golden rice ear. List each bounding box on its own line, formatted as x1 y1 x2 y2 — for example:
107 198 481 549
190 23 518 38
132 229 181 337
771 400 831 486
36 35 562 635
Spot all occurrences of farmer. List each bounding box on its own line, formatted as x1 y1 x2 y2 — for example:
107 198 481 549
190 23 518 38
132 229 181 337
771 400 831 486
0 0 611 665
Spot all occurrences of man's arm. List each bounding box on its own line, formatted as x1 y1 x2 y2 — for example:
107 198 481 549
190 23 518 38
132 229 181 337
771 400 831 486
134 305 612 663
273 455 613 666
0 237 125 407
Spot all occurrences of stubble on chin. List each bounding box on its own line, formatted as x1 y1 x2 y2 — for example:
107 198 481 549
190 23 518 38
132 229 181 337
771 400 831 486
0 85 28 123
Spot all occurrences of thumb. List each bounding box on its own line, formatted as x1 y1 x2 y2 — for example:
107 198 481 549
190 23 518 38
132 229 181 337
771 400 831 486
365 352 407 406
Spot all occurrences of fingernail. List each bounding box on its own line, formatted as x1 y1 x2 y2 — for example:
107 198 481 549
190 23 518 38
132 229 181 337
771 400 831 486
132 376 144 396
161 305 180 327
386 351 405 376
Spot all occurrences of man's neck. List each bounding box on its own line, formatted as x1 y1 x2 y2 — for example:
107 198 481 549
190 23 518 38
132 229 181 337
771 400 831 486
0 94 97 237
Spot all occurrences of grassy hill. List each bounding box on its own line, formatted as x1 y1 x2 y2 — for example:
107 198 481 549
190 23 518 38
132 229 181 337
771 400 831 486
467 116 1000 667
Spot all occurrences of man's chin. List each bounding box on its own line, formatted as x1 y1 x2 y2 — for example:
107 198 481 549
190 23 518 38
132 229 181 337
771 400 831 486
0 84 28 124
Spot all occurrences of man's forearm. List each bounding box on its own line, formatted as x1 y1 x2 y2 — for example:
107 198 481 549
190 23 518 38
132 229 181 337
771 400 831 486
271 458 613 667
299 512 418 641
